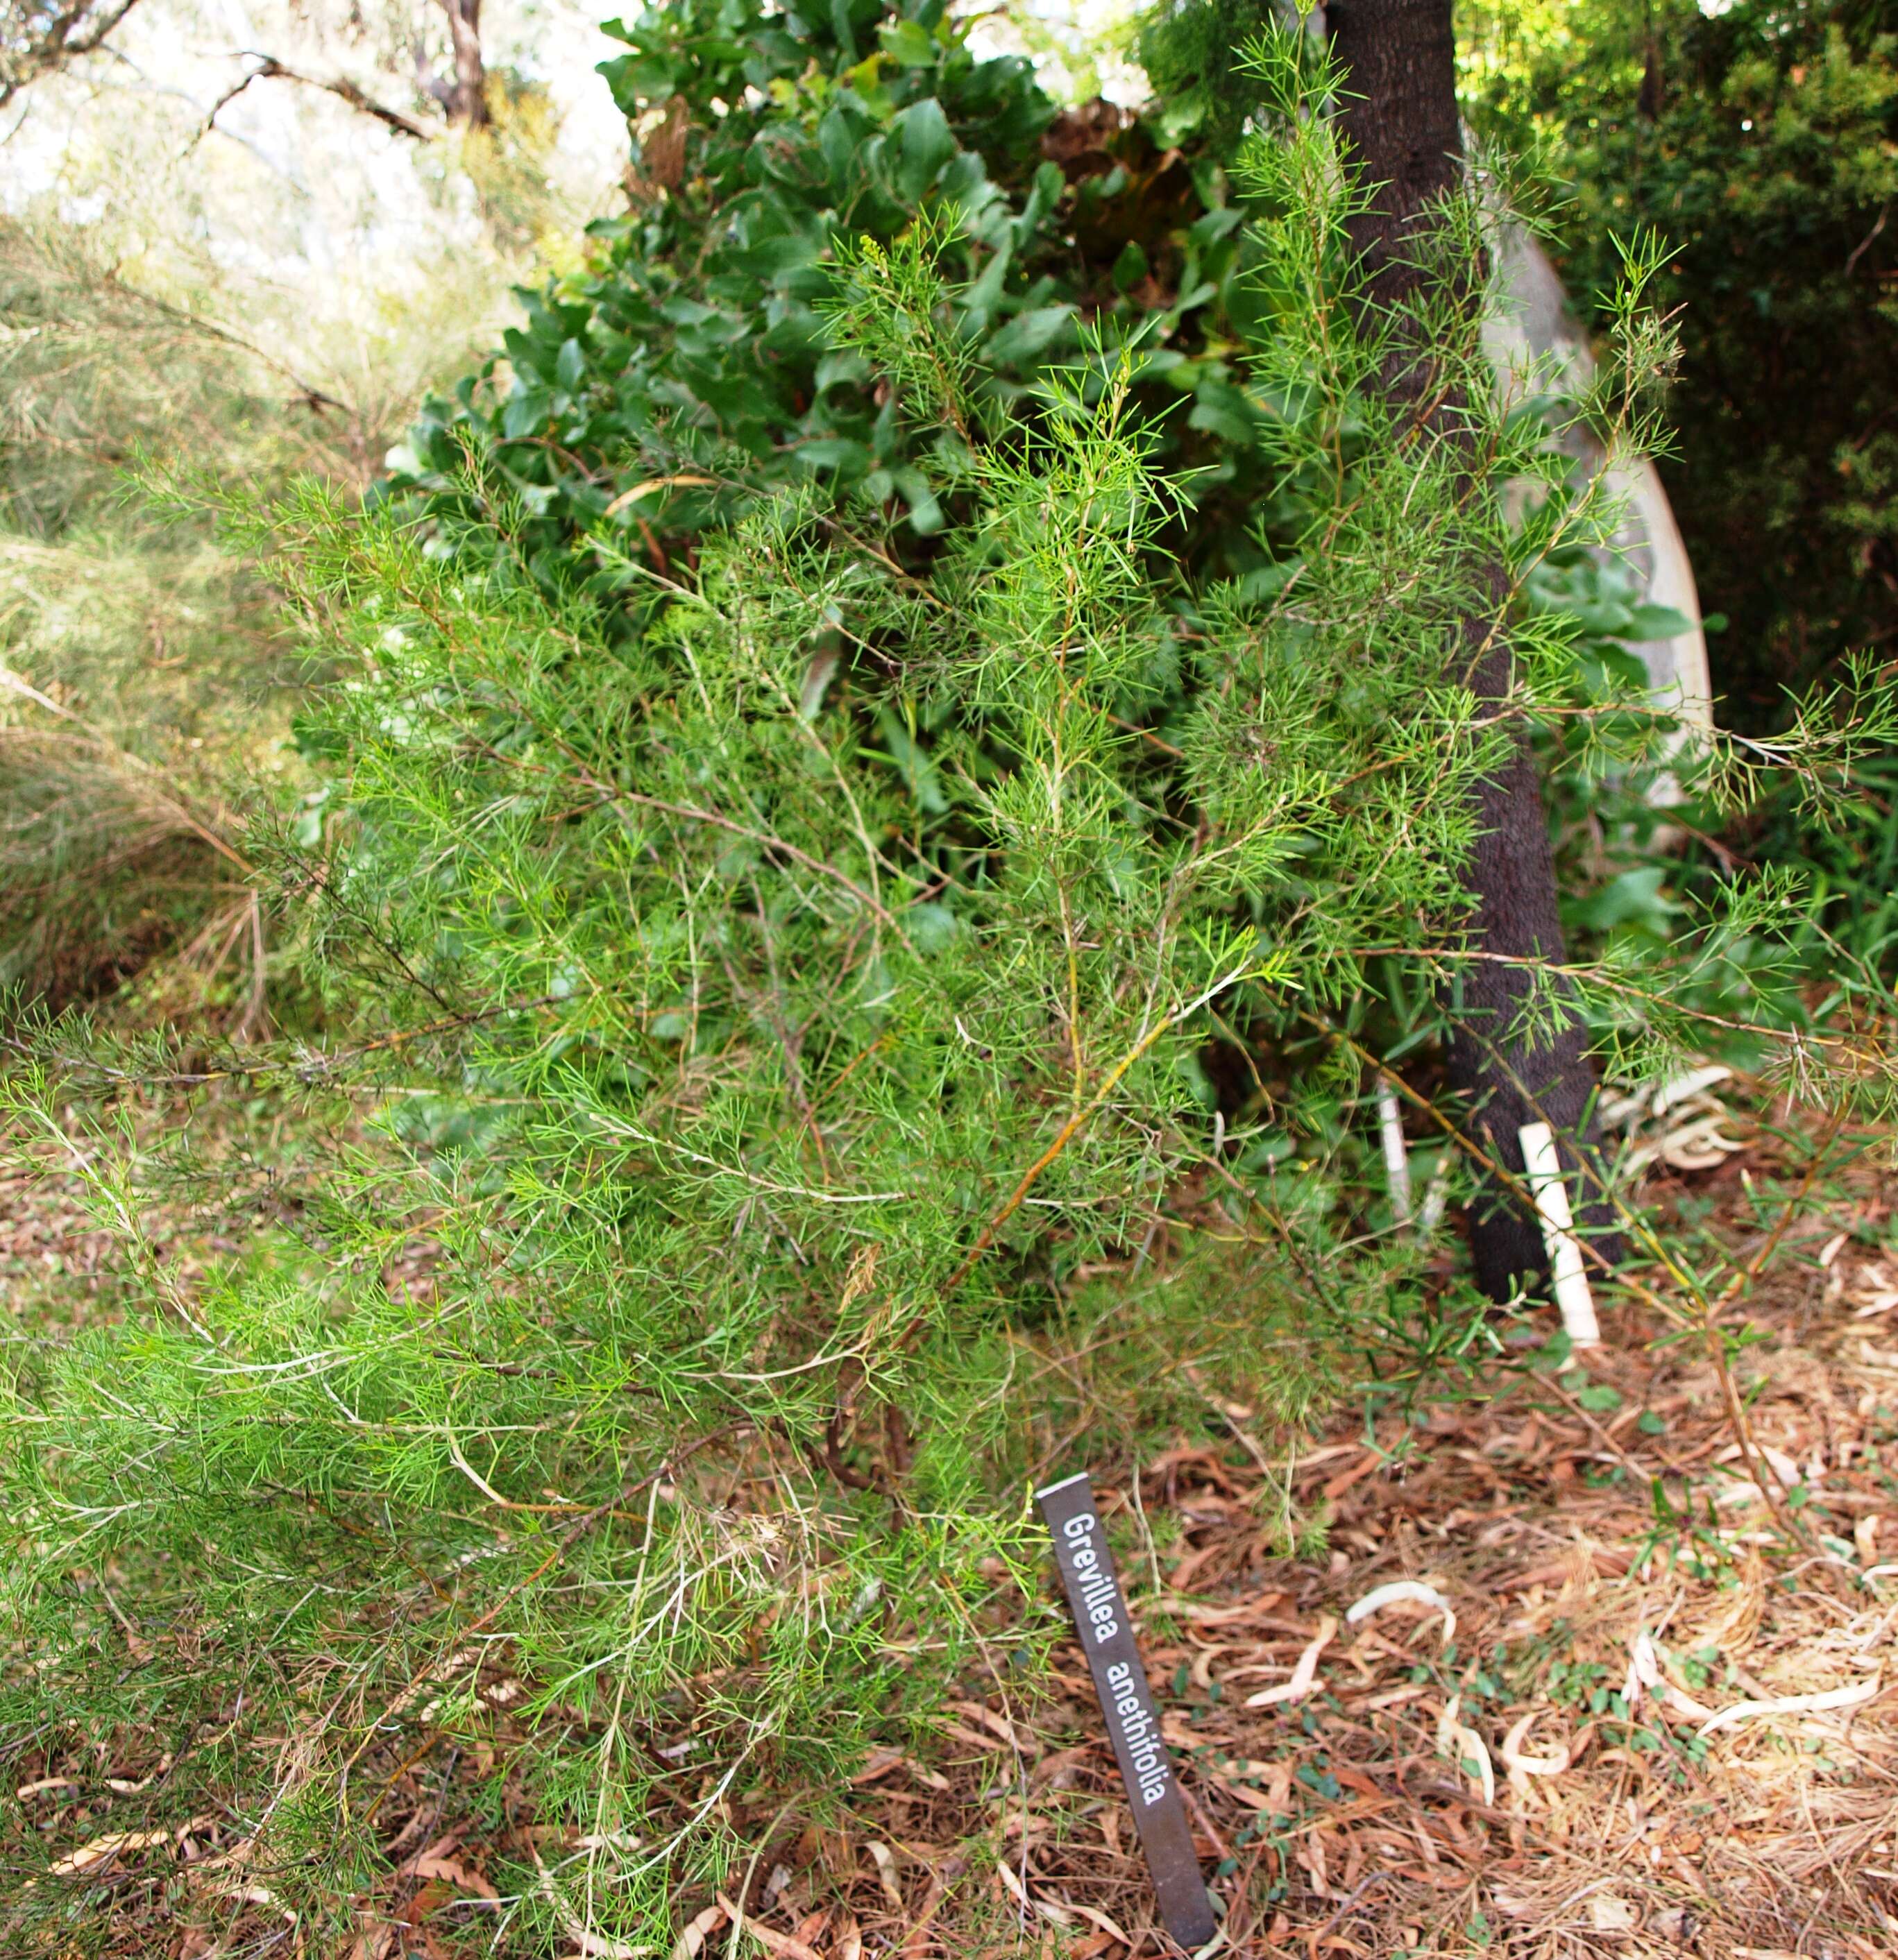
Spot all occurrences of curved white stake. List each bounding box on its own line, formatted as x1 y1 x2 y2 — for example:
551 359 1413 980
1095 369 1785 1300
1518 1120 1600 1348
1377 1084 1413 1225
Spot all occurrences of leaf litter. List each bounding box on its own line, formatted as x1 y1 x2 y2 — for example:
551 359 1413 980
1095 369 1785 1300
708 1093 1898 1959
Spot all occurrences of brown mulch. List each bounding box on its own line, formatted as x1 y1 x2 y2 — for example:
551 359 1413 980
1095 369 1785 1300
702 1118 1898 1960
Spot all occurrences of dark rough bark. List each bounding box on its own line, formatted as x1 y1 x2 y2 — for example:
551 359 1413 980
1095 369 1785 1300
1327 0 1464 304
1327 0 1619 1300
439 0 489 128
1446 695 1620 1300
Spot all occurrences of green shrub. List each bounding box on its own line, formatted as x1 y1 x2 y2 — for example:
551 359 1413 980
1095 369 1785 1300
386 0 1311 603
5 12 1888 1954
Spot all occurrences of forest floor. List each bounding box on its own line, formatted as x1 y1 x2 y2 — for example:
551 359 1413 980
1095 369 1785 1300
694 1084 1898 1960
6 1078 1898 1959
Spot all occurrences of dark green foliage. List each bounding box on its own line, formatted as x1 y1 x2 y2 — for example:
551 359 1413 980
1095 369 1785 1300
388 0 1308 602
1139 0 1292 151
1465 0 1898 731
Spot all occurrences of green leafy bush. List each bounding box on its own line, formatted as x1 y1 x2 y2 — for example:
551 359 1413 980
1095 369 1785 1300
386 0 1312 601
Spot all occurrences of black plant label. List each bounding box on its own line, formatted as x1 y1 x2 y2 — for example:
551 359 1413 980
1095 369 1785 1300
1035 1471 1219 1950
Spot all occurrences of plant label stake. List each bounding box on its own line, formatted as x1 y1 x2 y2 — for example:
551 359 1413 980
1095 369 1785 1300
1035 1471 1219 1951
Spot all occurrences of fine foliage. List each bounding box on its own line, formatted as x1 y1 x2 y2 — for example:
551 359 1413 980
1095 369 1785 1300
5 12 1890 1958
0 218 291 1013
0 42 618 1019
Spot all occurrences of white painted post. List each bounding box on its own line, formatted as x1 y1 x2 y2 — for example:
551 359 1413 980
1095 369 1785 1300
1377 1084 1413 1225
1518 1120 1600 1348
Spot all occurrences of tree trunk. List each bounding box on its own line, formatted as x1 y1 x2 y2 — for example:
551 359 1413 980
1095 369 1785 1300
439 0 489 128
1325 0 1618 1301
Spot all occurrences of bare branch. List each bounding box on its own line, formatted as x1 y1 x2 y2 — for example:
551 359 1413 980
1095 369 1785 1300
198 54 434 145
0 0 146 108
